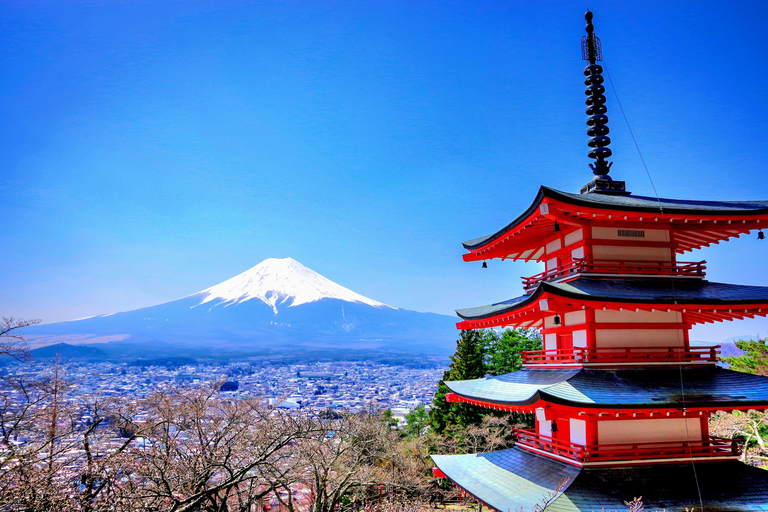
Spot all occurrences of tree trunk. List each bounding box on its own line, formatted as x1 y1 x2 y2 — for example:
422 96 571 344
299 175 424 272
751 421 766 450
741 432 754 462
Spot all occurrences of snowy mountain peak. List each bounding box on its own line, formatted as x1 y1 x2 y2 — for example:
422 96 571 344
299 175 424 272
195 257 393 313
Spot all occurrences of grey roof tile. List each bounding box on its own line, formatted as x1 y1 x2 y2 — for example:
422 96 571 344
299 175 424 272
446 367 768 408
432 448 582 512
463 186 768 250
456 278 768 320
433 447 768 511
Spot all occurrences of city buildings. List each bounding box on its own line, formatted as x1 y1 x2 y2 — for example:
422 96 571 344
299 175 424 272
1 359 442 417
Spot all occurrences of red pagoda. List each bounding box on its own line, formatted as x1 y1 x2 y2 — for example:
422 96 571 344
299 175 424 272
431 12 768 512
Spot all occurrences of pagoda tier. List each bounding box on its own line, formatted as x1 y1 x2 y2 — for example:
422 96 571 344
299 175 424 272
443 367 768 411
441 368 767 469
455 278 768 368
457 278 768 328
432 448 768 512
462 186 768 262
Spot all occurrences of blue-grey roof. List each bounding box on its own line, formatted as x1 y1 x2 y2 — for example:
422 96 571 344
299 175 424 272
445 367 768 408
456 292 534 320
433 447 768 511
456 291 536 320
552 187 768 213
456 278 768 320
463 186 768 250
431 448 582 512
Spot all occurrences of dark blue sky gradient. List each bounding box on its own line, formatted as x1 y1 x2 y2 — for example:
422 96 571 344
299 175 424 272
3 1 768 342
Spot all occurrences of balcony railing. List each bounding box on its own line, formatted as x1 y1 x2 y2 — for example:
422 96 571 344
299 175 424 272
522 346 720 366
514 428 587 461
522 258 706 291
513 429 739 465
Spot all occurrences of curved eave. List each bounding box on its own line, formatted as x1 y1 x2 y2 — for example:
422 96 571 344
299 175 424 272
455 286 544 328
461 186 555 263
431 448 582 512
444 367 768 411
433 449 768 512
448 387 768 413
462 186 768 261
462 187 548 250
543 187 768 217
456 279 768 329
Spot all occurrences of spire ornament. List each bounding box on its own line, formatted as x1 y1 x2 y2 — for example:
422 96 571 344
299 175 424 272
579 11 629 195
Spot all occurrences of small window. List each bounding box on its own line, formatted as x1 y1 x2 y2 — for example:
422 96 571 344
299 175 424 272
617 229 645 238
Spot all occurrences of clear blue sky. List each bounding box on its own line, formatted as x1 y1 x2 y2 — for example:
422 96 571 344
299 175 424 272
2 0 768 342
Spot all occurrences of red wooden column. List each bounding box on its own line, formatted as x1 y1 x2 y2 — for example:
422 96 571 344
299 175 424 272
585 309 597 351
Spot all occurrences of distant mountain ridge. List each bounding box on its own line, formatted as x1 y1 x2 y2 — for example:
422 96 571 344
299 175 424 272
690 337 756 359
24 258 456 361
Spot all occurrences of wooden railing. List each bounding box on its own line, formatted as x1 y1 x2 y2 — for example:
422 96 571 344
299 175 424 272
514 428 586 461
522 259 706 291
513 429 739 464
522 346 720 366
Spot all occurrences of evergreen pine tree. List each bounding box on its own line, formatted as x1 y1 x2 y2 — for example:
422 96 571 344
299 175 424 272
484 328 543 376
429 329 487 433
723 337 768 375
430 328 540 435
482 328 540 428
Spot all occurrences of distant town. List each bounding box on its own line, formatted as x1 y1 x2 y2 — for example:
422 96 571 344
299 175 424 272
2 359 446 421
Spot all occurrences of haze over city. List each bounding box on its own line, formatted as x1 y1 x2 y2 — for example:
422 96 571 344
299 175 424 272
3 1 768 343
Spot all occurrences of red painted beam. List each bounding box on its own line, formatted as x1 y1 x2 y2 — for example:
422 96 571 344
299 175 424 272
447 392 768 417
463 194 768 261
432 467 447 479
457 289 768 330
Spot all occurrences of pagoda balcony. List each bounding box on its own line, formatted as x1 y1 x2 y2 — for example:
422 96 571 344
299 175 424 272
513 429 739 467
522 258 706 292
522 345 720 367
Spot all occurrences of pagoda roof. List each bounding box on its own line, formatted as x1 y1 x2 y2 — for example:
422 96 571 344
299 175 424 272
444 367 768 410
456 278 768 328
432 447 768 511
432 448 581 511
462 186 768 260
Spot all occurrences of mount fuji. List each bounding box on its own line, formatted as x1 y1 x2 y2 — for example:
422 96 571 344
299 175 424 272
24 258 457 361
195 257 391 313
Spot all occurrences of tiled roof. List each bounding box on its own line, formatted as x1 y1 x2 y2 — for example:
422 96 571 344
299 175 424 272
562 460 768 511
550 187 768 214
554 279 768 303
463 186 768 250
433 447 768 511
456 278 768 320
445 367 768 408
431 448 581 512
456 293 533 320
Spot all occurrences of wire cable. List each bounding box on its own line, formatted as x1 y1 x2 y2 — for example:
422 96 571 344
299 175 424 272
603 59 706 512
603 62 662 206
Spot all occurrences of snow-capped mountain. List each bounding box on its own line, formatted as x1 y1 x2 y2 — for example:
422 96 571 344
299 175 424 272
195 258 392 313
24 258 456 360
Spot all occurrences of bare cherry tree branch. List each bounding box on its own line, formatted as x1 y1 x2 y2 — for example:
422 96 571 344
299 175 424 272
0 317 40 361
